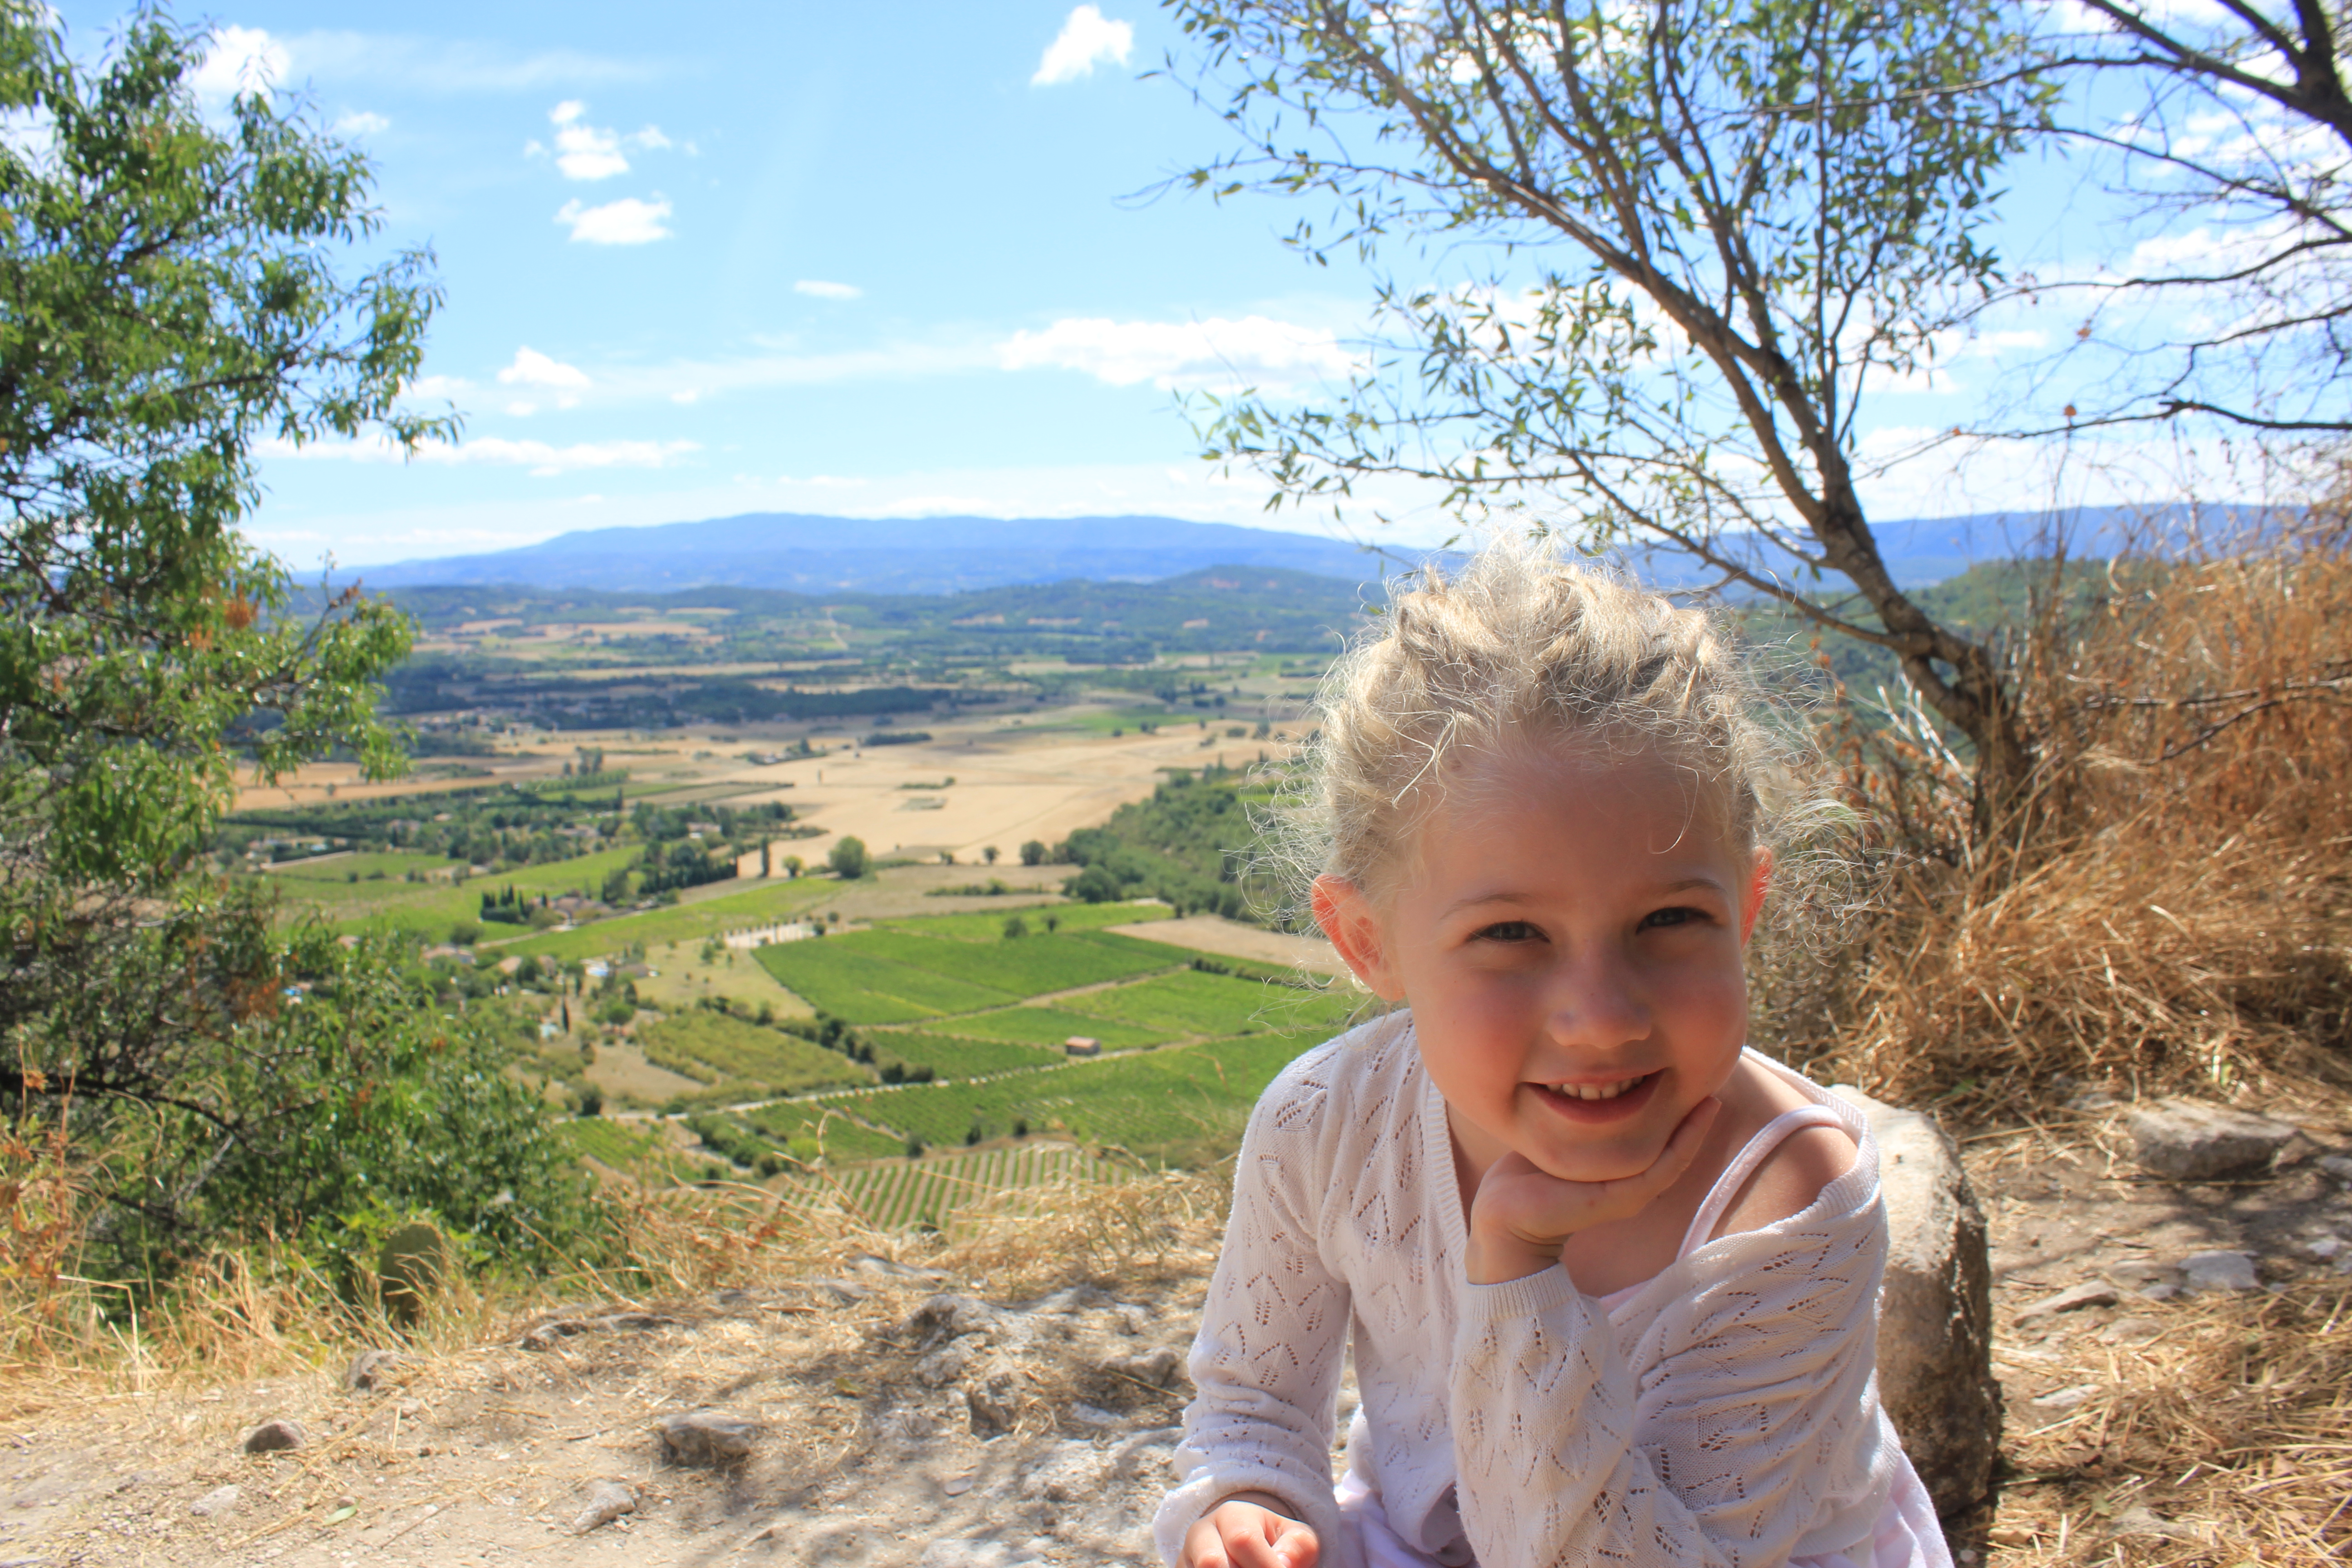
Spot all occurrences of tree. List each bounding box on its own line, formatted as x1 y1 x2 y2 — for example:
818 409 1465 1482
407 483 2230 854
1019 838 1048 866
828 835 869 879
1171 0 2054 822
0 8 579 1267
983 844 1001 865
2001 0 2352 436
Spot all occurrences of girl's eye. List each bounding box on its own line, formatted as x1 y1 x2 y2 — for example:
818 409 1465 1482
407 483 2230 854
1472 920 1544 944
1641 906 1704 930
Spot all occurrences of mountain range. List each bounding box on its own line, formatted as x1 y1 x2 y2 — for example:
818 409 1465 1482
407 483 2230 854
351 505 2273 596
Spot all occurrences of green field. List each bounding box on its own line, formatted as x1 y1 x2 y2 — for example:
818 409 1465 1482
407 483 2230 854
823 1032 1320 1159
1058 968 1314 1035
634 1010 871 1093
750 938 1024 1023
919 1006 1170 1050
559 1117 716 1183
739 1100 911 1164
271 843 647 940
873 900 1170 941
823 1142 1112 1230
866 1030 1062 1078
505 875 836 961
843 928 1185 996
264 850 466 882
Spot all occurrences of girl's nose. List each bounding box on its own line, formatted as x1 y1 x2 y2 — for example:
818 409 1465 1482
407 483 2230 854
1541 950 1652 1048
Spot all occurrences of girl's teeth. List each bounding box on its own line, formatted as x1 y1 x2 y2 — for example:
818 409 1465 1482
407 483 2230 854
1558 1076 1643 1101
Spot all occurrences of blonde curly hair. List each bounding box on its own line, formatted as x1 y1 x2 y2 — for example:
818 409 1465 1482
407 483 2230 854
1264 537 1846 931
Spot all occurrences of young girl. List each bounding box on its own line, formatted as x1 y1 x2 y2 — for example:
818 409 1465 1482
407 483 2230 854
1153 546 1949 1568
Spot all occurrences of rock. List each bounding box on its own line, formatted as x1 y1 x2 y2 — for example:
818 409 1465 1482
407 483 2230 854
570 1479 637 1535
518 1311 680 1351
2108 1504 2195 1540
2305 1236 2344 1260
2139 1282 2184 1303
241 1418 307 1455
2098 1316 2167 1345
2030 1383 2097 1410
1100 1345 1189 1390
916 1333 989 1387
1019 1440 1112 1503
377 1220 450 1326
964 1370 1022 1437
2127 1099 2298 1181
2318 1154 2352 1181
906 1292 1009 1351
343 1348 402 1392
189 1484 241 1518
656 1410 760 1467
2013 1281 2119 1323
2180 1250 2259 1294
1832 1088 1999 1520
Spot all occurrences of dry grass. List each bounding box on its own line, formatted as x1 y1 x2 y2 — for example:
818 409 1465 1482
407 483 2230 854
1783 531 2352 1120
1986 1281 2352 1565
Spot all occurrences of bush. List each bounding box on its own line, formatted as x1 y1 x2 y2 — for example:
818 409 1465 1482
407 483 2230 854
577 1087 603 1117
448 920 482 946
828 836 869 879
1019 839 1048 866
1003 915 1029 939
599 1000 636 1026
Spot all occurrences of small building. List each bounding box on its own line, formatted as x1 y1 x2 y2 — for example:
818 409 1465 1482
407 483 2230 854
1064 1036 1101 1058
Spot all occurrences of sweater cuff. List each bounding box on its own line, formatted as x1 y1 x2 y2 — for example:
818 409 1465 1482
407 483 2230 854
1456 1257 1583 1323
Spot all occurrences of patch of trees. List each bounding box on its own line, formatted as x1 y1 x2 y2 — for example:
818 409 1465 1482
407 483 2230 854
1054 768 1267 920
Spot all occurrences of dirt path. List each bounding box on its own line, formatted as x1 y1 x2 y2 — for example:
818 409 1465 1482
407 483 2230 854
4 1094 2345 1565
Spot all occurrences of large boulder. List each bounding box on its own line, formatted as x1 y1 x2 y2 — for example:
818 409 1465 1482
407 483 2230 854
1832 1087 1999 1521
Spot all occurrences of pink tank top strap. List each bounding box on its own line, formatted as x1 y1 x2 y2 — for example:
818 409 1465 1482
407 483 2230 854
1677 1104 1854 1257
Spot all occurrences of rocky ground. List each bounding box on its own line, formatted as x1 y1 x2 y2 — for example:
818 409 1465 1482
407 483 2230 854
1 1094 2345 1568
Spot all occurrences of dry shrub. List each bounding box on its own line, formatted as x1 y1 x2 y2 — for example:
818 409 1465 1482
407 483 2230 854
1990 1281 2352 1564
1787 526 2352 1116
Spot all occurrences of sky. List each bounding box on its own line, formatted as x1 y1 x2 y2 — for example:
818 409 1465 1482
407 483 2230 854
43 2 2305 571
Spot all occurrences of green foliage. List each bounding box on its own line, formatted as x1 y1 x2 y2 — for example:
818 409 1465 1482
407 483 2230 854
866 1031 1059 1079
1055 770 1270 919
1019 840 1048 866
828 836 869 879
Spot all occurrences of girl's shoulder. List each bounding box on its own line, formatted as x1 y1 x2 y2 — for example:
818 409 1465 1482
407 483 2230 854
1703 1052 1871 1245
1247 1009 1420 1144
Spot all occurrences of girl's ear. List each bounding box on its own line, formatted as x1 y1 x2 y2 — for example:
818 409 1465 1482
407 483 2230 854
1740 847 1774 945
1313 873 1404 1001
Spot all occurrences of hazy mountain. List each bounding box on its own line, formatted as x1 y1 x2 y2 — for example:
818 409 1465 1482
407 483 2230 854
352 504 2278 596
356 513 1396 595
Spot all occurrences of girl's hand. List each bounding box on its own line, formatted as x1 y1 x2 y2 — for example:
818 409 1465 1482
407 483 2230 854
1181 1494 1320 1568
1465 1096 1721 1284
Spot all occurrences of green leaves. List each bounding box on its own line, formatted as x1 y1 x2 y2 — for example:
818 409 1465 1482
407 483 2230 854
0 4 468 1266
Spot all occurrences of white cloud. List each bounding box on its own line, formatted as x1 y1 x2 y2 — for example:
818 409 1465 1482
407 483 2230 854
996 314 1354 393
794 279 862 300
193 26 289 99
1032 5 1132 86
261 32 656 94
555 195 673 245
333 109 391 137
402 374 470 400
496 347 592 390
535 100 672 181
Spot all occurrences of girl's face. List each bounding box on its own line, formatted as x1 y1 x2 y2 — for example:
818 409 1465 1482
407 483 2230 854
1316 745 1765 1186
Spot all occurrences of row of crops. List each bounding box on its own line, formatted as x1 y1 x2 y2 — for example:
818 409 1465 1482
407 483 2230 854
819 1142 1112 1231
750 924 1197 1026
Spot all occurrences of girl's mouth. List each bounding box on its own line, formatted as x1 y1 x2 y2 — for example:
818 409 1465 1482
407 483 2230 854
1528 1071 1660 1122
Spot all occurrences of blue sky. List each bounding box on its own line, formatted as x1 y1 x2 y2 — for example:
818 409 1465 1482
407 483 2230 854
46 3 2295 570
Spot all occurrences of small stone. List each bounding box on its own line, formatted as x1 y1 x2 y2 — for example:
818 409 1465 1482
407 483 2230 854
344 1349 402 1392
2139 1281 2184 1302
906 1292 1007 1351
2066 1090 2119 1112
2307 1236 2345 1259
814 1278 870 1305
2013 1281 2120 1323
854 1253 946 1283
1068 1401 1126 1426
570 1479 637 1535
915 1333 987 1388
241 1418 307 1455
2108 1504 2194 1540
1100 1345 1187 1388
2127 1099 2298 1181
2318 1154 2352 1181
2030 1383 2097 1410
656 1410 760 1467
2098 1316 2167 1345
2180 1250 2259 1294
189 1485 241 1518
964 1371 1021 1437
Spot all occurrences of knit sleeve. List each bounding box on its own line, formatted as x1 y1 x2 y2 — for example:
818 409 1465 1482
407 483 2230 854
1152 1053 1354 1566
1447 1205 1896 1568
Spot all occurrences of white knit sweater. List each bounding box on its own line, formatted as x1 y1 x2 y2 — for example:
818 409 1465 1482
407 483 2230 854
1154 1014 1940 1568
